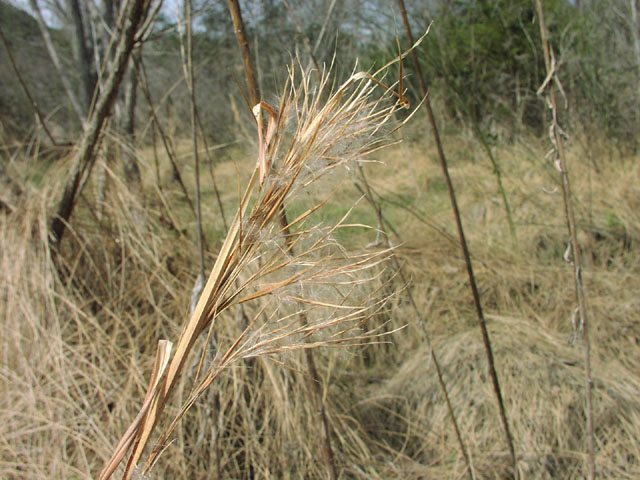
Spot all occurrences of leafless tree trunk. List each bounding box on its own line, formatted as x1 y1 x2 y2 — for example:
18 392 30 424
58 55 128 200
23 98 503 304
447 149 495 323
67 0 97 112
50 0 152 245
122 55 141 184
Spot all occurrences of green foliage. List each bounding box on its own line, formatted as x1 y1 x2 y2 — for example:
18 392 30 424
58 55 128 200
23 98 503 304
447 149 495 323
563 3 640 150
2 0 639 149
413 0 572 134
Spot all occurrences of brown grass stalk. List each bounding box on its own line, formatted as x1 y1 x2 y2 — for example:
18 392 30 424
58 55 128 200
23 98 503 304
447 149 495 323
396 0 517 476
355 164 475 480
100 65 405 479
534 2 596 478
228 0 260 106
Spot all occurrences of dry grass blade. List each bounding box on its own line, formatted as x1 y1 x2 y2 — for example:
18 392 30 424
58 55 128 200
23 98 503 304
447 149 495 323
99 341 172 480
102 64 405 478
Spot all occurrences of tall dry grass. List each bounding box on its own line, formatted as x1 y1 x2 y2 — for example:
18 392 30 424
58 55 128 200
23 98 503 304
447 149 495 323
359 136 640 478
2 64 405 478
1 69 640 479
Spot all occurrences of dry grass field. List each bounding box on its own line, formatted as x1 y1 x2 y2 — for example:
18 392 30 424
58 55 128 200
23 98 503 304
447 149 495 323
1 99 640 479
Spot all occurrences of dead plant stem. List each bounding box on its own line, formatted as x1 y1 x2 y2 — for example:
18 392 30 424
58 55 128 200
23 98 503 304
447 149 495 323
228 2 338 477
282 0 321 74
182 0 205 280
311 0 337 63
535 2 595 478
396 0 517 476
228 0 260 106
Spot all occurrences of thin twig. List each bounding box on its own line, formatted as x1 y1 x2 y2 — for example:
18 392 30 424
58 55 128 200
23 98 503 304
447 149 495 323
396 1 517 476
311 0 337 58
131 54 197 219
0 25 58 146
282 0 321 74
180 0 206 283
535 2 595 478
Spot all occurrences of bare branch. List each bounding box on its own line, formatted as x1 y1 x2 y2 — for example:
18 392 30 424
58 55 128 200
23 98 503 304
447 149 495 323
50 0 153 245
0 25 58 146
29 0 86 123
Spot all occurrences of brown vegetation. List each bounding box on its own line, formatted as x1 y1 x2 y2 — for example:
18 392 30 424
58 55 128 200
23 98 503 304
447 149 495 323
2 102 640 477
1 1 640 479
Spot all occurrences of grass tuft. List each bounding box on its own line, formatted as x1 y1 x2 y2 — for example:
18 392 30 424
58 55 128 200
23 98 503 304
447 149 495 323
1 63 640 480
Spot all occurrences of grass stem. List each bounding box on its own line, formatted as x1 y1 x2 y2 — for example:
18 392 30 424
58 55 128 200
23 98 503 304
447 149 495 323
396 1 517 476
535 2 596 478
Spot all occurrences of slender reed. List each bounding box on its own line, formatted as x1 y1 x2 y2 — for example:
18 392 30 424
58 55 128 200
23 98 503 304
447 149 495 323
396 0 517 476
534 2 595 478
100 65 405 479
